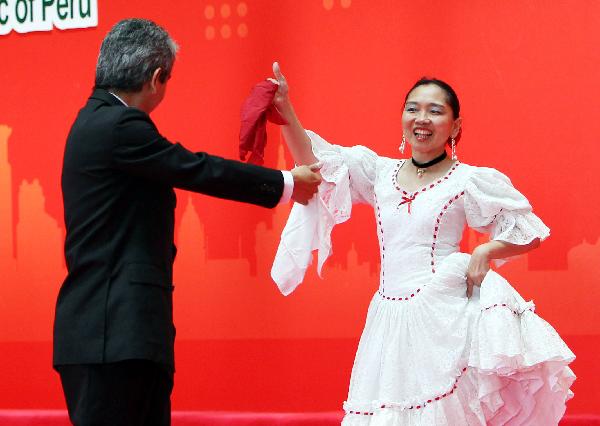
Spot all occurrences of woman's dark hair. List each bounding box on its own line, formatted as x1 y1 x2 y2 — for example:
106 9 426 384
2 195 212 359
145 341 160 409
405 77 462 144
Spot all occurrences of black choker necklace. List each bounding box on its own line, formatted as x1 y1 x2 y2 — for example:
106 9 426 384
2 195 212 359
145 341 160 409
411 151 447 178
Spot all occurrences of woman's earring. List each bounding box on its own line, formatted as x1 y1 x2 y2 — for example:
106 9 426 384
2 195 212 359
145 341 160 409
399 135 406 154
451 138 458 160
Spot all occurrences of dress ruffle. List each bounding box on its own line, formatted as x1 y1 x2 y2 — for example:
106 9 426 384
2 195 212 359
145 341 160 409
271 130 376 295
341 253 575 426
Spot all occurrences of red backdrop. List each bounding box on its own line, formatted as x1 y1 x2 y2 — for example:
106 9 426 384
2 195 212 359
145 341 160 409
0 0 598 415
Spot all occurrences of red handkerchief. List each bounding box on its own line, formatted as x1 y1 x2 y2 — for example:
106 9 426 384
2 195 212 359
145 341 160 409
239 80 288 165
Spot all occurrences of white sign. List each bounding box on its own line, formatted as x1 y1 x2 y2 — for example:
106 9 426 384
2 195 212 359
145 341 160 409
0 0 98 35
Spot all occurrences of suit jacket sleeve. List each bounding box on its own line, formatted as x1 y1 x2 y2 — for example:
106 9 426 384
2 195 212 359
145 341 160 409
112 107 284 208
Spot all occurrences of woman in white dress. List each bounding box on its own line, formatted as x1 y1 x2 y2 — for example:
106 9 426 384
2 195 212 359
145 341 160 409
268 63 575 425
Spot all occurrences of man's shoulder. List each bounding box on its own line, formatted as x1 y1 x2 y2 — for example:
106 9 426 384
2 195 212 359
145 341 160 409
74 92 153 134
76 90 126 124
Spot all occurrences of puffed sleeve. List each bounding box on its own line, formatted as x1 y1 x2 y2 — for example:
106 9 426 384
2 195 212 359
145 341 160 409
271 130 378 295
464 167 550 251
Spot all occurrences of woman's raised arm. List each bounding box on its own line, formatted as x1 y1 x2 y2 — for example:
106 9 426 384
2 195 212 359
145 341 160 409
269 62 318 166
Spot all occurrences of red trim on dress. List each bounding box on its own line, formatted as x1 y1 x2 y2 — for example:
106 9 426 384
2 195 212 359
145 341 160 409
377 288 421 301
346 367 468 416
375 194 386 294
482 303 535 315
431 191 465 273
394 161 461 214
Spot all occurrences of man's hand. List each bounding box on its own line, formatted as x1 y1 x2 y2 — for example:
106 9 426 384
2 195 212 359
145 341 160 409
291 162 322 205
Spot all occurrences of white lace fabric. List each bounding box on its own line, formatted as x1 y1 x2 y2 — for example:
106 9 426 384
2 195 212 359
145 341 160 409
271 131 575 425
463 167 550 245
271 131 376 295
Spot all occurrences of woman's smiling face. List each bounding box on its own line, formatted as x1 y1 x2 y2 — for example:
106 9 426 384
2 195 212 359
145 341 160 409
402 84 461 157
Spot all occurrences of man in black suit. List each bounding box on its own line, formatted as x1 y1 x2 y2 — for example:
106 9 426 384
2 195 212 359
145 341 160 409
53 18 321 426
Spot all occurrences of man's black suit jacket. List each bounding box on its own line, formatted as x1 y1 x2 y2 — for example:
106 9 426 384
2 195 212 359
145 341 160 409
53 89 284 371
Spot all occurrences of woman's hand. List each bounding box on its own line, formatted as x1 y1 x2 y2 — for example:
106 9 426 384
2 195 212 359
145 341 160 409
267 61 318 165
465 244 492 298
268 62 291 112
465 238 541 297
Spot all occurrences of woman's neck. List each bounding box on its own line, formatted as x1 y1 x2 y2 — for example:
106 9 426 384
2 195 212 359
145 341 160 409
411 148 447 164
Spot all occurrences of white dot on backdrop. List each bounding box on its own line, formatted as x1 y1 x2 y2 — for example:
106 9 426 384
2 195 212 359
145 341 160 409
237 23 248 38
205 26 215 40
221 24 232 39
204 5 215 19
221 3 232 18
237 2 248 17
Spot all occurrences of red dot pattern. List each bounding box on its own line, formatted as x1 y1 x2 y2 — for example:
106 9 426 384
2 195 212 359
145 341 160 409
374 193 386 294
393 162 461 213
431 191 465 273
204 2 249 40
378 288 421 301
483 303 534 315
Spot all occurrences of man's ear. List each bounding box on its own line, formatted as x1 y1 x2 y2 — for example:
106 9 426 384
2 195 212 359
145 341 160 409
149 68 163 93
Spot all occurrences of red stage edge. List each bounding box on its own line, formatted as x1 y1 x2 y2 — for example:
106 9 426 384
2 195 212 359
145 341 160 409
0 411 597 426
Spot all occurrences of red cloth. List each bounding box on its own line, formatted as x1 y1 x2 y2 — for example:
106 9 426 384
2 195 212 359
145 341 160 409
239 80 287 165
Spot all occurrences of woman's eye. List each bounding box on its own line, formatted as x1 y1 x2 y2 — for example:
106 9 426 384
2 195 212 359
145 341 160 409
406 107 417 113
431 110 442 115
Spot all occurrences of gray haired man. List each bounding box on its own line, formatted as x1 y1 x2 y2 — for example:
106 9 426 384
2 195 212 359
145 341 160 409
53 18 321 426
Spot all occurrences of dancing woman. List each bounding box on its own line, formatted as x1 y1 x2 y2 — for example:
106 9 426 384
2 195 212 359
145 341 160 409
268 63 575 425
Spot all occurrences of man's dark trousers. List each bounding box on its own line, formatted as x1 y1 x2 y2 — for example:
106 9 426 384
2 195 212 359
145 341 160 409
57 360 173 426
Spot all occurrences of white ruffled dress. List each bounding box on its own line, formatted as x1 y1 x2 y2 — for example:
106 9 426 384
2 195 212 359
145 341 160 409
271 131 575 426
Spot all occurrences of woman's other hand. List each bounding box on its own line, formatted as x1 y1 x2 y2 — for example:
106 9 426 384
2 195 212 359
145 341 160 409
465 238 541 297
465 244 491 298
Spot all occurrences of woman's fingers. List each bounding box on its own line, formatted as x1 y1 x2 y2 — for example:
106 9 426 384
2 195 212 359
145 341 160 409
271 62 289 103
466 277 473 298
465 272 486 297
272 61 288 88
465 249 491 298
309 161 323 172
273 61 283 81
